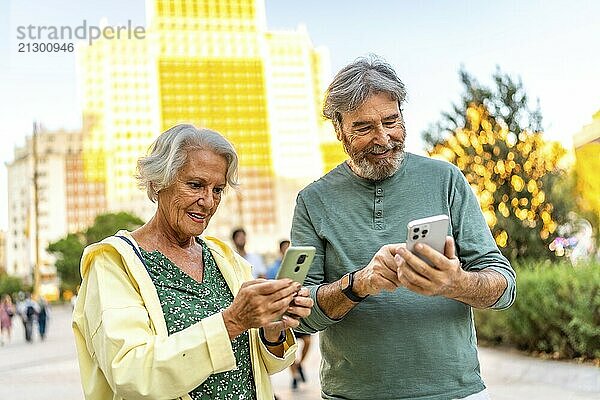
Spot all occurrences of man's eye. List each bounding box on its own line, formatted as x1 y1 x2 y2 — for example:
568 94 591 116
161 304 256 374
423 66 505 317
213 187 224 194
383 120 398 127
355 126 371 134
189 182 202 189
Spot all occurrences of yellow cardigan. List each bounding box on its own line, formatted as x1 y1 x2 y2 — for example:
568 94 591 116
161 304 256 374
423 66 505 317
72 230 297 400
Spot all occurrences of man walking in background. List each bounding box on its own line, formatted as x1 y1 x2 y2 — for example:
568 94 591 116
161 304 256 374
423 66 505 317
232 227 267 278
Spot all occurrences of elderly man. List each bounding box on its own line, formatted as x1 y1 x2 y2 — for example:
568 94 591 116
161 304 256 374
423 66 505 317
292 55 516 400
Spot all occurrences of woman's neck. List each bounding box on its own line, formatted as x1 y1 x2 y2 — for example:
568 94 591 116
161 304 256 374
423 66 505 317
133 215 195 251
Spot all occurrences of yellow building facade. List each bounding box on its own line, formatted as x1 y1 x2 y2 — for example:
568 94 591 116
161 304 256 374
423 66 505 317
78 0 345 251
573 110 600 223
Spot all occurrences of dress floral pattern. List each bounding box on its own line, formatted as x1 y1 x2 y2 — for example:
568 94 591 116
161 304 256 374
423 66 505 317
140 237 257 400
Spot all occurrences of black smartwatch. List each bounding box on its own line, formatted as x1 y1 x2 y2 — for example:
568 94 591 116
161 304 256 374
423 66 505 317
340 270 369 302
259 327 286 346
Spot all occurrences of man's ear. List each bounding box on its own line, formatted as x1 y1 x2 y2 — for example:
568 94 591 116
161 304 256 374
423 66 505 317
334 115 344 141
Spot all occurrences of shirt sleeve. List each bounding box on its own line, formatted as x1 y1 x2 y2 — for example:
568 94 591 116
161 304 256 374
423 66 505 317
449 167 517 310
83 248 237 399
291 193 341 333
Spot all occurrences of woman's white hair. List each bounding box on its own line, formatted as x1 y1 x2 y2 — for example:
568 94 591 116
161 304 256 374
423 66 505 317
136 124 239 202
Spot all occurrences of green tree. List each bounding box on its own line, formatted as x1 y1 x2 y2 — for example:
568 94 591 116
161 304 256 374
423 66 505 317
423 68 573 261
0 273 24 298
47 233 85 292
48 212 144 291
84 212 144 244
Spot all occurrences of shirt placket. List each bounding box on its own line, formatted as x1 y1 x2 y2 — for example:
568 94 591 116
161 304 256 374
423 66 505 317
374 185 384 230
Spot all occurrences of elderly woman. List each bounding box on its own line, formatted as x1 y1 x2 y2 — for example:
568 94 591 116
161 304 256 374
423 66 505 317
73 124 313 400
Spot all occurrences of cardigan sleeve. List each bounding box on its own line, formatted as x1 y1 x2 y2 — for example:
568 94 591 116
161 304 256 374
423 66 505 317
256 328 297 374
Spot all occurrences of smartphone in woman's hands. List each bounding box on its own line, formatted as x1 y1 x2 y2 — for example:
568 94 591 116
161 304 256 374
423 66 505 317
275 246 316 284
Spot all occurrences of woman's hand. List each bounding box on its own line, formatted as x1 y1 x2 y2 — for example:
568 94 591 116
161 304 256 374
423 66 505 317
222 279 301 340
261 286 314 341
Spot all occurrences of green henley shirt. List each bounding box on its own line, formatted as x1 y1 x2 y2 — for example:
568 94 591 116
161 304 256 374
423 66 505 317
292 152 516 400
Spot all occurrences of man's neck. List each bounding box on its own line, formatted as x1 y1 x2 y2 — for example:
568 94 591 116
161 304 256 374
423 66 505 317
236 246 247 257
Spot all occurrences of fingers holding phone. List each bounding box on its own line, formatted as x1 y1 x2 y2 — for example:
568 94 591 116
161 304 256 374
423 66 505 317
284 286 313 319
352 244 405 297
398 215 465 297
223 279 301 339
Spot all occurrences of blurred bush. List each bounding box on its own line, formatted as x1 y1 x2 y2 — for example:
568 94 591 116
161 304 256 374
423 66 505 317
475 261 600 359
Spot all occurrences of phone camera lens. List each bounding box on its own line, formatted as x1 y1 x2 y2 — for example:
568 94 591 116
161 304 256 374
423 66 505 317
422 230 428 234
294 266 301 272
413 227 420 233
412 235 419 240
297 254 307 264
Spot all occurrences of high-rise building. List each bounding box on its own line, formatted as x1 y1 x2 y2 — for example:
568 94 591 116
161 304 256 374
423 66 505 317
78 0 345 252
5 129 106 296
573 110 600 222
573 110 600 149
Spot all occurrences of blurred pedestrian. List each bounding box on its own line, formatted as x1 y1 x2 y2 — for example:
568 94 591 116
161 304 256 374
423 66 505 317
266 239 290 280
232 227 267 278
290 331 312 389
17 292 39 343
37 297 49 340
0 294 16 345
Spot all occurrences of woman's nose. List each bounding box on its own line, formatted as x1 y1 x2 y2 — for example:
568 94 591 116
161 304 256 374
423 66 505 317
196 189 214 208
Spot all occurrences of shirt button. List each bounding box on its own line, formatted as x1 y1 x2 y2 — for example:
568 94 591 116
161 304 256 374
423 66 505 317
376 188 383 195
376 210 382 217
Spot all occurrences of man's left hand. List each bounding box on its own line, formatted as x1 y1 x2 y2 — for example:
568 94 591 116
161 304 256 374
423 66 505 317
395 236 464 298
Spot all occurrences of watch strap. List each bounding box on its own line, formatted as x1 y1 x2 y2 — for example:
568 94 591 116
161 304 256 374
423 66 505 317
259 327 286 346
342 270 369 302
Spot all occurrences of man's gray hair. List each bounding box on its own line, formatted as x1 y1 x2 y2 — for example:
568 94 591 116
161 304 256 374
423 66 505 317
137 124 239 202
323 55 407 134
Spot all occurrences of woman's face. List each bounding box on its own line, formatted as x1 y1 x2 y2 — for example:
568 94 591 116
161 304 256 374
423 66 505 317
157 148 228 241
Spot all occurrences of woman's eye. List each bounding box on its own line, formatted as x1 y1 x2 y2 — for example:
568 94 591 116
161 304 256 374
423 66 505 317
189 182 202 189
213 187 224 194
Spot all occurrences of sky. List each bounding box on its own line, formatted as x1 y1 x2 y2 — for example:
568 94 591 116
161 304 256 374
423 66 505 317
0 0 599 230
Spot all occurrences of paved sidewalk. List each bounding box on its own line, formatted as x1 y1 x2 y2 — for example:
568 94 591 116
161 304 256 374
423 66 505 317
0 305 598 399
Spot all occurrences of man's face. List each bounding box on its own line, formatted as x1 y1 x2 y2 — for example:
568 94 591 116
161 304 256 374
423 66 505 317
233 231 246 248
339 92 406 181
280 241 290 256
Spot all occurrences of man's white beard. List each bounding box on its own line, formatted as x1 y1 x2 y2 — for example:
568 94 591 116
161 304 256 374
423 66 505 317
345 141 405 181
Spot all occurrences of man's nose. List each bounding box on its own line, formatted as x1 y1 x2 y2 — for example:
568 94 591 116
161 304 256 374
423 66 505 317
371 123 390 145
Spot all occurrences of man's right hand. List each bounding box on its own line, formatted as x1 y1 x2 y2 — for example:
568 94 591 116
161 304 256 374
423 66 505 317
352 244 405 297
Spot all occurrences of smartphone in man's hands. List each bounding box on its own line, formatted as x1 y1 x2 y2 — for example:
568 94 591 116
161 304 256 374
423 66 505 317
275 246 316 284
406 215 449 266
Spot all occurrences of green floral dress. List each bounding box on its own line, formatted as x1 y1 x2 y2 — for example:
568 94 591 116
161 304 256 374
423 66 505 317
139 237 257 400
